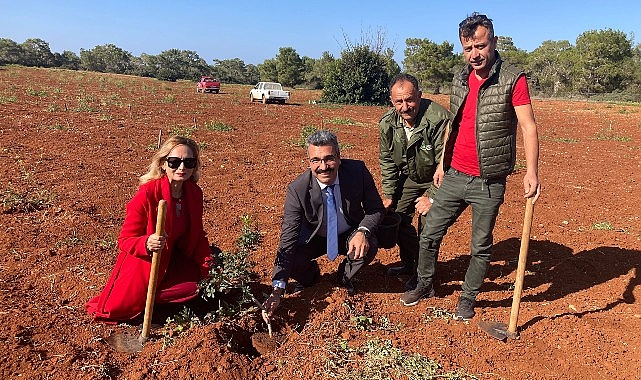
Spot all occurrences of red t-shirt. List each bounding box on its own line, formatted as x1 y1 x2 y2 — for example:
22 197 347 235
450 73 531 176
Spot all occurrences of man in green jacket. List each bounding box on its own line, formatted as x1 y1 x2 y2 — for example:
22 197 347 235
379 73 451 286
401 13 541 321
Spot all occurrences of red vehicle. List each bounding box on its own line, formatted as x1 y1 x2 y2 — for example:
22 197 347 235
196 76 220 93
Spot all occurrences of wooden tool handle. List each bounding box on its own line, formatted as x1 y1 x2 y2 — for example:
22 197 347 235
507 197 535 335
141 200 167 342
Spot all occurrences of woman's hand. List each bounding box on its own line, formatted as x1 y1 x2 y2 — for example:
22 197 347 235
146 233 167 254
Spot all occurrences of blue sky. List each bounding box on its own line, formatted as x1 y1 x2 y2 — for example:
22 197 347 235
1 1 639 66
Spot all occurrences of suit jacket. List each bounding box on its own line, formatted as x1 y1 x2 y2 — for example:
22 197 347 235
86 176 211 322
273 159 384 282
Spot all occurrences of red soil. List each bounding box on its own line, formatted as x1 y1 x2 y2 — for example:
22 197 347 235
1 66 640 379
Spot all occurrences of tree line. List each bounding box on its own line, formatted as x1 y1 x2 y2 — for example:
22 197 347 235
1 28 640 104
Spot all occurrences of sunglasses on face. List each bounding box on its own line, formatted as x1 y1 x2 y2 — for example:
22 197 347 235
166 157 197 169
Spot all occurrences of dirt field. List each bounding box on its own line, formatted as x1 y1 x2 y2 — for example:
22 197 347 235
1 66 640 379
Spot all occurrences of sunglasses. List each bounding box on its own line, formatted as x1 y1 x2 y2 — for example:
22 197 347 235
166 157 197 169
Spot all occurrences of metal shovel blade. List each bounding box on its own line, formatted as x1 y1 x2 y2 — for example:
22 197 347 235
478 320 511 341
105 330 145 353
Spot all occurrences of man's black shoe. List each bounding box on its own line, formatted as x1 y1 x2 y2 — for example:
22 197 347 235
455 296 476 320
386 265 413 277
400 282 434 306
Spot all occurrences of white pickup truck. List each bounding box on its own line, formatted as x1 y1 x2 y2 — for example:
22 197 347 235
249 82 290 104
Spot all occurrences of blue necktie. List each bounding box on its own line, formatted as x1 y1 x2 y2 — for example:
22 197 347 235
326 185 338 261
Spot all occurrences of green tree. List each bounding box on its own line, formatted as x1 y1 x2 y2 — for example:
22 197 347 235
129 53 158 78
573 29 634 95
527 40 574 96
20 38 54 67
322 45 390 105
53 50 81 70
403 38 456 93
245 64 260 84
301 56 317 88
496 36 529 69
80 44 134 74
629 43 641 98
275 47 304 87
154 49 209 81
381 47 401 79
301 52 336 89
258 58 278 82
0 38 23 65
211 58 257 84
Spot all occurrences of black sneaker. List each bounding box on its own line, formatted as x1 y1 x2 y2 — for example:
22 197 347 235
455 297 476 320
400 282 435 306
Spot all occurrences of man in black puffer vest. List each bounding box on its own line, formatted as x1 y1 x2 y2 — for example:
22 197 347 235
401 13 541 321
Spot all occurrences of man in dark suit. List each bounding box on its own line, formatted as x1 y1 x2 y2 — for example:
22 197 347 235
262 130 384 317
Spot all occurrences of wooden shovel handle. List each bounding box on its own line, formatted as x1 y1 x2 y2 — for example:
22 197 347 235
507 197 535 335
141 200 167 342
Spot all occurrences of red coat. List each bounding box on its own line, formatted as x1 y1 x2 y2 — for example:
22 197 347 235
86 176 211 322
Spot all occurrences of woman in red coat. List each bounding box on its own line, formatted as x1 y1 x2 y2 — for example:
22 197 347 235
86 136 212 322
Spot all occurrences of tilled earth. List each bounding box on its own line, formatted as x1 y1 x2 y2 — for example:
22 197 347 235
1 66 640 379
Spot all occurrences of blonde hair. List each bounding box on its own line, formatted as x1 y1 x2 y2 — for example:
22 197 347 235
139 136 203 184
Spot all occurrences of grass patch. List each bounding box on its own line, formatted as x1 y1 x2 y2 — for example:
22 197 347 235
25 87 48 97
56 230 84 248
42 124 66 130
423 307 457 323
592 221 614 231
74 94 99 112
326 117 357 125
324 338 478 380
168 125 197 138
289 125 319 148
95 234 118 250
542 136 578 143
1 188 56 213
596 122 632 142
160 94 176 103
204 120 233 132
0 95 17 104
